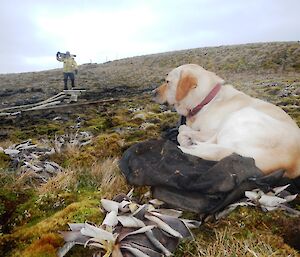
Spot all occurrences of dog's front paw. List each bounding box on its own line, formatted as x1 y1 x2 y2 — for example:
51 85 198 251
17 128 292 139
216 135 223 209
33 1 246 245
178 124 191 133
177 131 193 147
178 145 197 155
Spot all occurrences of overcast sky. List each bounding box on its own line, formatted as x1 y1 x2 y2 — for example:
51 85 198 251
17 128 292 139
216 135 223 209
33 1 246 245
0 0 299 74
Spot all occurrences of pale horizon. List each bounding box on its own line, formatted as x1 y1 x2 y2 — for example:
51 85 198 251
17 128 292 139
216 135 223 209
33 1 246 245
1 0 299 74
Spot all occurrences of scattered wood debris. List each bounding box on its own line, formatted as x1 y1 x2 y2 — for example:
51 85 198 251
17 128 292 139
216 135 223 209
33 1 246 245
216 184 299 219
1 131 93 184
0 90 86 117
2 140 61 184
54 131 93 153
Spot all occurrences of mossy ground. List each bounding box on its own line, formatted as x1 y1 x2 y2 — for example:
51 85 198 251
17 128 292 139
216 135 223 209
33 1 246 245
0 75 299 256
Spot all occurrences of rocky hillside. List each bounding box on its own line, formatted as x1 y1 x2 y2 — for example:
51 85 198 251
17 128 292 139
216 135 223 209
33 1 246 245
0 41 299 107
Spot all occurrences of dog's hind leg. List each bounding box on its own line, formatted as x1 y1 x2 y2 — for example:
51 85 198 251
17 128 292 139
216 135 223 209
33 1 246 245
178 143 234 161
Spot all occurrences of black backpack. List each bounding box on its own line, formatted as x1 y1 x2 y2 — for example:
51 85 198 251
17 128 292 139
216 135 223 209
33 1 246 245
119 139 289 215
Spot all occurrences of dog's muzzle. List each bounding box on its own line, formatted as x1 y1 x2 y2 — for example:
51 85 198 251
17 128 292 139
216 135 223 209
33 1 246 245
152 89 158 98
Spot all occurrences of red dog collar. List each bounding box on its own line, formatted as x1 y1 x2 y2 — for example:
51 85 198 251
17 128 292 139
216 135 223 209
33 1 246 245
187 83 222 118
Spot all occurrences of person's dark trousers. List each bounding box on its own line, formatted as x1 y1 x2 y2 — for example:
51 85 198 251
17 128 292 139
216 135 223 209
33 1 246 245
63 72 75 90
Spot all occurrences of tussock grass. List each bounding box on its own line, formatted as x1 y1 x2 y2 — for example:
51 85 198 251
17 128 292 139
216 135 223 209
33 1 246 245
39 157 129 197
89 158 130 198
175 225 299 257
0 139 15 148
38 168 77 194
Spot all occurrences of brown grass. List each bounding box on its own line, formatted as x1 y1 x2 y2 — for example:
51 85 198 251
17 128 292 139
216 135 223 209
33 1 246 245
176 226 299 257
38 168 77 194
39 157 129 197
89 158 130 198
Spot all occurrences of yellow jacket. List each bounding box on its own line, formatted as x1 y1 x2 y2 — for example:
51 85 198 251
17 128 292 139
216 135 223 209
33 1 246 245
57 56 78 73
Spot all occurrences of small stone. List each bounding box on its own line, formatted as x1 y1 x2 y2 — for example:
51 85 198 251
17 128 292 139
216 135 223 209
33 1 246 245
133 113 146 120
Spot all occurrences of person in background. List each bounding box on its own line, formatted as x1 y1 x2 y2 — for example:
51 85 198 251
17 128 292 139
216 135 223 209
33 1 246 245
56 51 78 90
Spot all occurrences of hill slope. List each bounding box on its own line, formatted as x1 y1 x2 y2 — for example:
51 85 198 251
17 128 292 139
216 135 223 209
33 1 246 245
0 41 299 107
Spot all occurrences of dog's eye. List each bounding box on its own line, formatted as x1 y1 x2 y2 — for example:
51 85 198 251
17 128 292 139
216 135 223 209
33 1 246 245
166 80 170 84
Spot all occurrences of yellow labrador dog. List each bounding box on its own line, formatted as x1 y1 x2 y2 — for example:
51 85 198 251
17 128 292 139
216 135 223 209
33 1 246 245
153 64 300 178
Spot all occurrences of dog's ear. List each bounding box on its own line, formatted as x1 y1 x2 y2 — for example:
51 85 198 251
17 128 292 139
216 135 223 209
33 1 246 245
176 71 197 101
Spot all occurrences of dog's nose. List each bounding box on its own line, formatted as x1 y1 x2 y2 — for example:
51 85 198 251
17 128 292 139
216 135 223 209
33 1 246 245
152 89 158 97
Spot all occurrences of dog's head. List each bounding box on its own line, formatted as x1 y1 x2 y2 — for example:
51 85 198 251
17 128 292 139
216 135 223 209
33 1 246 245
153 64 225 116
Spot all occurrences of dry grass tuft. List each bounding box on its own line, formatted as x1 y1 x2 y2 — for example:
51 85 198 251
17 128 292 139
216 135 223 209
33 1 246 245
38 168 77 194
38 158 129 198
176 226 299 257
90 158 130 198
198 228 275 256
0 139 15 148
